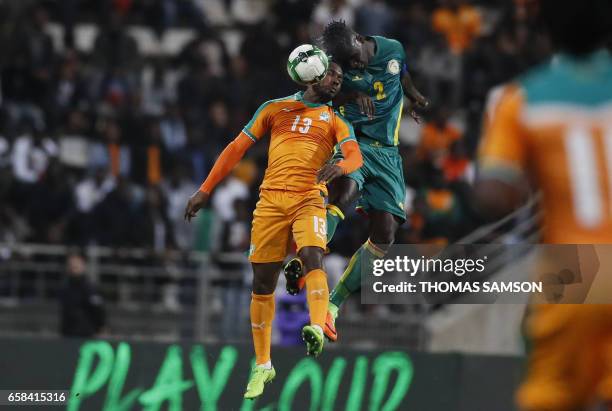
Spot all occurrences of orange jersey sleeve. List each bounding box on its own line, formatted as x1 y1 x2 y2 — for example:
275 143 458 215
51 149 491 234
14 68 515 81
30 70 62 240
199 133 254 194
242 100 278 142
332 112 356 145
331 113 361 174
337 140 362 174
478 84 529 183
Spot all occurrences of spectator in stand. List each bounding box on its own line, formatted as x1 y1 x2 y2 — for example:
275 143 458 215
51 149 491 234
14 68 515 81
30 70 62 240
394 2 433 60
161 165 197 250
418 35 462 108
211 160 256 224
89 118 131 178
26 160 74 243
179 32 229 78
410 169 465 244
93 177 143 246
140 185 176 251
273 0 315 45
11 119 58 184
56 110 91 170
416 106 462 165
92 11 140 71
13 4 55 108
177 60 224 126
311 0 355 36
0 137 9 169
355 0 394 37
225 56 255 128
146 118 164 185
143 0 209 36
276 292 309 346
50 50 88 130
206 100 232 155
73 167 116 244
432 0 482 55
0 166 30 244
140 61 173 117
97 66 137 113
59 252 106 337
159 102 188 155
229 0 270 26
441 140 474 184
214 198 251 341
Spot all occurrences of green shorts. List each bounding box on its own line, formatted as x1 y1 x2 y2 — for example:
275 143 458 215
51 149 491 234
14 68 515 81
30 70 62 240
333 137 406 222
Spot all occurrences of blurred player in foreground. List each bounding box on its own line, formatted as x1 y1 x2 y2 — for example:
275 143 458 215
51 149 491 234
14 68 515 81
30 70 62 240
184 61 362 399
476 0 612 409
284 21 428 342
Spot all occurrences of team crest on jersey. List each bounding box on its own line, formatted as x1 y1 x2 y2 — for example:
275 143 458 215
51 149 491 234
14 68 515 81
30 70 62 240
319 112 330 122
387 59 400 75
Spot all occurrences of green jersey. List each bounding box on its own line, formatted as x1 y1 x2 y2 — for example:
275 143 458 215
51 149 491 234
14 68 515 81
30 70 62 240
339 36 406 146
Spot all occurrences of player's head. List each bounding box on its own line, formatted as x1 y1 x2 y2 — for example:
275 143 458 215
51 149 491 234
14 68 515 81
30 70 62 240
321 20 368 71
539 0 612 55
310 61 343 101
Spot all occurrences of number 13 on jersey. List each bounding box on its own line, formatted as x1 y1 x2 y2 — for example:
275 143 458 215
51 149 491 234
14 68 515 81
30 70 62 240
291 115 312 134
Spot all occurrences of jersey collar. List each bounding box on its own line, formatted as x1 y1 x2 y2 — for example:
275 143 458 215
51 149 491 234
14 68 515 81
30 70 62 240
295 91 332 107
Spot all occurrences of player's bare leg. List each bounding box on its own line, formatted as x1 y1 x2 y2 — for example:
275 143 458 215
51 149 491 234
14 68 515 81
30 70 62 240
244 262 282 400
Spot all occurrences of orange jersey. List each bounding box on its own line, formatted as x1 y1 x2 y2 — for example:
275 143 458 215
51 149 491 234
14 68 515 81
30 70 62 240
417 122 462 160
243 92 356 194
432 5 482 54
479 51 612 243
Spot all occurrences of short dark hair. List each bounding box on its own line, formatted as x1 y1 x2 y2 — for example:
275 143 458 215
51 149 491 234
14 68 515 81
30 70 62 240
540 0 612 55
321 20 355 67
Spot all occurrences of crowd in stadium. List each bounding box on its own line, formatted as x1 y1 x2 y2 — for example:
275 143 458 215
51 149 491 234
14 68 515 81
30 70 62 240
0 0 550 259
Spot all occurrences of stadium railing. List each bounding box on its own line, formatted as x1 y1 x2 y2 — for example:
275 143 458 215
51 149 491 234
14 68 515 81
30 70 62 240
0 195 541 350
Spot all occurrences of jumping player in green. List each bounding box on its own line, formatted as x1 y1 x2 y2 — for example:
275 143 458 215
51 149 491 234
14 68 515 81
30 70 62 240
284 20 429 342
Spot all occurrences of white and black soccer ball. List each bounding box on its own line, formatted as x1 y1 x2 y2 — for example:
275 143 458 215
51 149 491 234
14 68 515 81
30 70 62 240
287 44 329 86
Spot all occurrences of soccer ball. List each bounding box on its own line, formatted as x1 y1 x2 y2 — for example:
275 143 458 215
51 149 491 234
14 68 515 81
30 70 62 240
287 44 329 86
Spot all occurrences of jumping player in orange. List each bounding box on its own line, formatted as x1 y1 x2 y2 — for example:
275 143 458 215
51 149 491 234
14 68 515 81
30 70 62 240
476 0 612 409
184 61 362 400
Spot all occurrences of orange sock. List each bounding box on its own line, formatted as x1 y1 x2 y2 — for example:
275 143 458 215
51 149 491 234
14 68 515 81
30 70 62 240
304 269 329 328
250 293 275 365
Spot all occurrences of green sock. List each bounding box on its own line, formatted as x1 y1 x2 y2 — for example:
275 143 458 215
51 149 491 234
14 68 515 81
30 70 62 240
328 302 339 319
325 205 344 244
329 240 382 308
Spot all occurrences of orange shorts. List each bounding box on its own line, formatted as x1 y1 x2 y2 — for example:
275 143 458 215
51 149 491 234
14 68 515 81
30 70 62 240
248 189 327 263
517 304 612 411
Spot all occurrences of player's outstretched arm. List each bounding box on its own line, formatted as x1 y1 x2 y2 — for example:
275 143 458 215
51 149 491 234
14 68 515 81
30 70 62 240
184 133 254 222
317 140 363 183
401 70 428 107
401 70 429 123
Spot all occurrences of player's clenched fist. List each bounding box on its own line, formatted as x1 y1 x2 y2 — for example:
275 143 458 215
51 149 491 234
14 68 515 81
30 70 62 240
184 190 209 222
317 164 343 184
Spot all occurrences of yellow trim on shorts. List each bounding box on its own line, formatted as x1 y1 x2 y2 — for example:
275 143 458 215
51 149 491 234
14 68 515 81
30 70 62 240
393 99 404 146
326 204 345 220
